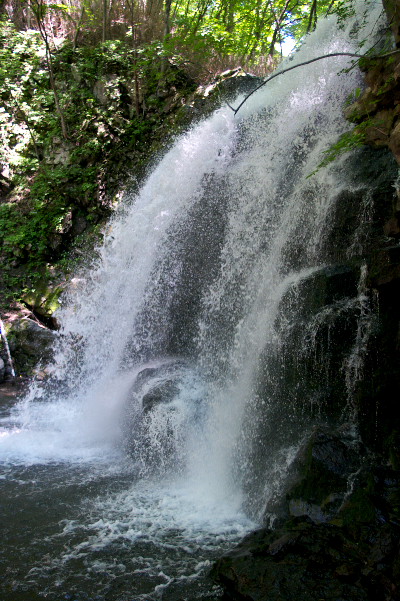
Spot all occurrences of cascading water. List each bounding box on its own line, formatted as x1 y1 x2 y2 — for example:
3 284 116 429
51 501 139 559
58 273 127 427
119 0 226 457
0 2 395 600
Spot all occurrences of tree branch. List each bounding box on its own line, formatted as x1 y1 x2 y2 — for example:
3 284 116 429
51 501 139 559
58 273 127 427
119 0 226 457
228 50 400 116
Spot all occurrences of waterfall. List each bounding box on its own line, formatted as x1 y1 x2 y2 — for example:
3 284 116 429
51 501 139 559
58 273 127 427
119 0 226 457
0 2 395 600
0 0 385 509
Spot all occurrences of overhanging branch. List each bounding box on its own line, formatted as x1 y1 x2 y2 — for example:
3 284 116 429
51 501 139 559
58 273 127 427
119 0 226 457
229 49 400 115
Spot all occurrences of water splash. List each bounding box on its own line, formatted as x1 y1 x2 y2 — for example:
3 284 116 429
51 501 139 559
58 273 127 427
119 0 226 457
1 0 385 495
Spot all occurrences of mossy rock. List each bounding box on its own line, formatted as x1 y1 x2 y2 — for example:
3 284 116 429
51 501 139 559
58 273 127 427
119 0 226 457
212 469 400 601
22 281 63 326
284 427 360 521
8 318 58 376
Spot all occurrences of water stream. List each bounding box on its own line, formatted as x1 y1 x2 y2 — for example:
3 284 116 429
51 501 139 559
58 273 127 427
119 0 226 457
0 3 389 599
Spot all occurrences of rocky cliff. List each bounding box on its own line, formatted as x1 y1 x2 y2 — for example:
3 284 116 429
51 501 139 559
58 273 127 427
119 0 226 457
211 4 400 601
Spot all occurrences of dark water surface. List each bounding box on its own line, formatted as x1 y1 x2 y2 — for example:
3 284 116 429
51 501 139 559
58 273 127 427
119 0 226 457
0 391 252 601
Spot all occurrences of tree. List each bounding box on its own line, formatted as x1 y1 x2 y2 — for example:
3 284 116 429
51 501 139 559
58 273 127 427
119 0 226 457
0 18 44 170
30 0 69 138
2 0 341 79
168 0 341 72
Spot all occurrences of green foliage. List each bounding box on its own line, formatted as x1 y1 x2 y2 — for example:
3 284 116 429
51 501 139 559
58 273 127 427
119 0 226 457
309 120 372 177
0 18 44 171
332 0 356 27
156 0 346 70
0 15 195 305
319 127 367 167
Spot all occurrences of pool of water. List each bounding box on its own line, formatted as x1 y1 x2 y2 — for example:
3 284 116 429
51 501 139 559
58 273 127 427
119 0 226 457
0 392 253 601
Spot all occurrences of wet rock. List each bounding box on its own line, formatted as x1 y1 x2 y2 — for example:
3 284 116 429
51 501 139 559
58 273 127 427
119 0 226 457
219 433 400 600
142 379 180 413
122 360 201 473
129 361 186 412
384 215 400 238
212 518 367 601
299 265 359 314
369 246 400 287
266 427 361 524
8 318 57 376
212 468 400 601
329 148 397 255
0 357 5 381
288 498 330 523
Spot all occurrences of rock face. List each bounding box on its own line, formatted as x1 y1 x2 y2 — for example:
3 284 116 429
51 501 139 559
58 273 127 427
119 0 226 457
6 318 58 377
212 465 400 601
212 432 400 601
282 428 360 524
211 8 400 599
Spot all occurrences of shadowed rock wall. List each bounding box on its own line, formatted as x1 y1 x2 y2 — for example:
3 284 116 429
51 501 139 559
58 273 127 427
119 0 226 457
212 6 400 600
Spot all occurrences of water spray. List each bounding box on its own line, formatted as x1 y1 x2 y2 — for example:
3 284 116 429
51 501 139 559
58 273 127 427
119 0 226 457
0 318 16 381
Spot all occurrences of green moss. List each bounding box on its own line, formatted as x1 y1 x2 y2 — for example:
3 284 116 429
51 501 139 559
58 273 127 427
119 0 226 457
22 282 63 317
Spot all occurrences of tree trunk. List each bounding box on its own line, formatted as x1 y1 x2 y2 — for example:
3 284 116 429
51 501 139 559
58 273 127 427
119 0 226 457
46 48 69 139
383 0 400 46
125 0 141 115
32 0 68 139
268 0 291 59
102 0 107 42
73 4 85 50
306 0 318 34
27 0 31 28
160 0 172 75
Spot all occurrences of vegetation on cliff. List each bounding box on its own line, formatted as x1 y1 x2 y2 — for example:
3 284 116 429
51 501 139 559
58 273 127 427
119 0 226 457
0 0 340 319
0 19 197 315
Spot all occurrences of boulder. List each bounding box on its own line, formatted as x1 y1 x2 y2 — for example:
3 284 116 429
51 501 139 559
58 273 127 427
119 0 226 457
8 318 57 376
122 360 202 474
265 427 361 524
142 378 180 413
384 215 400 238
369 246 400 288
297 265 359 315
93 76 118 105
21 282 62 329
47 136 72 166
212 466 400 601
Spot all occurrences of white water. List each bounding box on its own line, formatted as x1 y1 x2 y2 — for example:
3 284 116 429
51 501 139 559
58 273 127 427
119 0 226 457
0 2 387 599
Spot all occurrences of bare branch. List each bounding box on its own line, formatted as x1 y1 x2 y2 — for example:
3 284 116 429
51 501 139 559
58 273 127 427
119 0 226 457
228 50 400 115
